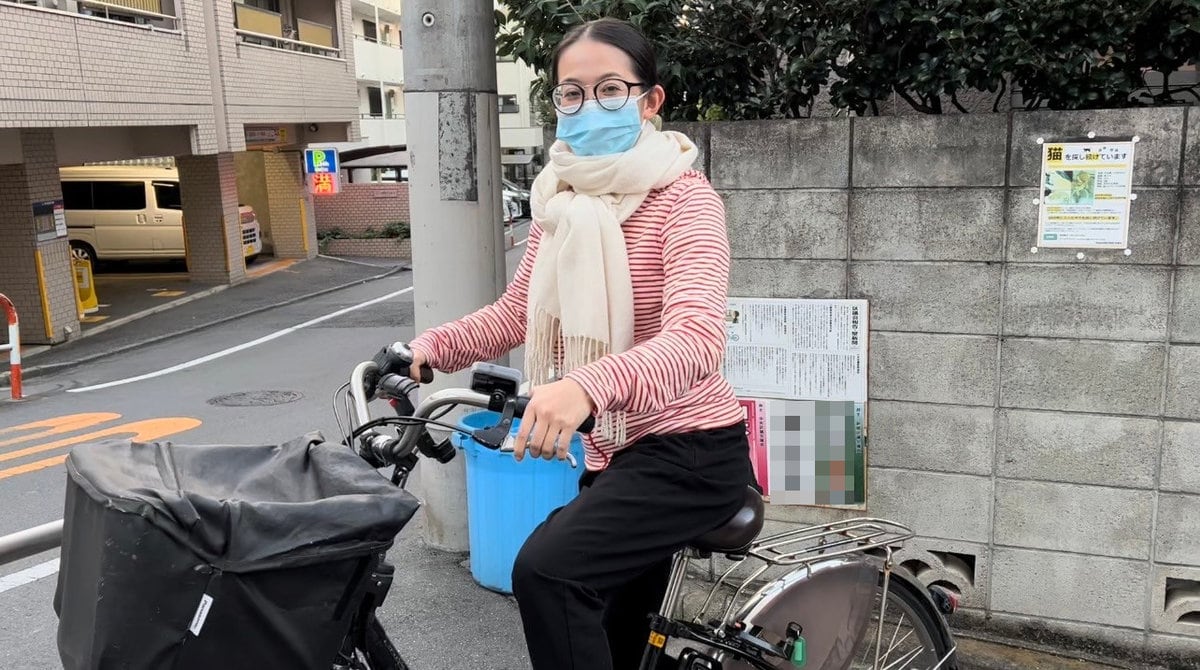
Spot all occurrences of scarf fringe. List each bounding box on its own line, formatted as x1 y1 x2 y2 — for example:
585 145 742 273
526 309 628 447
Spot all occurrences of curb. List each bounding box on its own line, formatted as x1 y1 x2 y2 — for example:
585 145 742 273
953 632 1138 670
318 254 412 270
72 284 229 341
7 263 408 384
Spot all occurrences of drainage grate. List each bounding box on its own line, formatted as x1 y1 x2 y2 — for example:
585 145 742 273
207 390 304 407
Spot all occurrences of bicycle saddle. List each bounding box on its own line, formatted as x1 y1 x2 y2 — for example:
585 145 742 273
691 486 764 556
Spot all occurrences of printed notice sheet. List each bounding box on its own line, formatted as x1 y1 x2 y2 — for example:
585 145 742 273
723 298 868 403
1037 140 1136 249
725 299 869 508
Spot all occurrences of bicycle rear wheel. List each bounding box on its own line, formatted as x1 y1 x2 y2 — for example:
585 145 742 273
717 567 953 670
847 575 952 670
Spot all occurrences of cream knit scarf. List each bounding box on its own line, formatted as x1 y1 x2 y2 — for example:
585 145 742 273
526 120 698 445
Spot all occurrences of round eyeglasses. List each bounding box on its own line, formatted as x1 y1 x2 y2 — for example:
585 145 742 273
551 78 648 115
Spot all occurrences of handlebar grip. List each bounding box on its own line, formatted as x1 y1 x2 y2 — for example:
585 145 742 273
577 414 596 434
513 396 595 434
417 365 434 384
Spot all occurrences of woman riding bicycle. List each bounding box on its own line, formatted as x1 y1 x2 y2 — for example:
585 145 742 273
385 18 755 670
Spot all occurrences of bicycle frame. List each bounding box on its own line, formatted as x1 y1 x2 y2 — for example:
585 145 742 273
346 361 958 670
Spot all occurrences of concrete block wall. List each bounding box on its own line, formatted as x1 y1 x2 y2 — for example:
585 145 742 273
668 107 1200 663
313 182 410 236
320 238 411 259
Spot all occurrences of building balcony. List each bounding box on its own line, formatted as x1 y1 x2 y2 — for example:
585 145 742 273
359 115 406 147
354 35 403 84
233 1 339 58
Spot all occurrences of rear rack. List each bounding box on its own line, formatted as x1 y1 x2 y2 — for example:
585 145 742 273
750 517 914 566
692 517 915 624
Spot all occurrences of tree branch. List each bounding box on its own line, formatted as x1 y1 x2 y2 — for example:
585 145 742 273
951 91 969 113
992 77 1009 113
896 87 938 114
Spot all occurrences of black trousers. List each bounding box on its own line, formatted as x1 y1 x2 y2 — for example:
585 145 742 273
511 423 755 670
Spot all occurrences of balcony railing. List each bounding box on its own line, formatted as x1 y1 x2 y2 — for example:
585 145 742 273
233 2 339 58
233 2 281 36
1 0 179 30
354 33 400 48
360 112 404 120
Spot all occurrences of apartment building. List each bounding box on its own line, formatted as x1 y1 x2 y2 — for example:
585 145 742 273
0 0 359 345
341 0 544 184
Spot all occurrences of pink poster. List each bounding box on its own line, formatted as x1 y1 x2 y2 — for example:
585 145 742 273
738 398 770 498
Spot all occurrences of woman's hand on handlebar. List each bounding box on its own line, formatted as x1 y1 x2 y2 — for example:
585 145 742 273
513 379 595 462
406 348 431 383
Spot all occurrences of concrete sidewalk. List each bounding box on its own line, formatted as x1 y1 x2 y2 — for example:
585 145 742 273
6 255 407 383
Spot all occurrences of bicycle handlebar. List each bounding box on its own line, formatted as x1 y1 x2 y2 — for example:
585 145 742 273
510 396 596 434
349 360 594 468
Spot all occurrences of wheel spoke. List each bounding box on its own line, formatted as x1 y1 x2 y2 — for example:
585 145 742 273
879 611 907 666
879 645 922 670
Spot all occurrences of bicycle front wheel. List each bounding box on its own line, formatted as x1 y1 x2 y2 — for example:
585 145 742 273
336 612 410 670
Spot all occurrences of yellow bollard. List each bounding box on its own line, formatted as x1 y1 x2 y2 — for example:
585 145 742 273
72 257 99 315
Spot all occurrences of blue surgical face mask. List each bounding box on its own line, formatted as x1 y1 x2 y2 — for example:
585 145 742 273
556 94 648 157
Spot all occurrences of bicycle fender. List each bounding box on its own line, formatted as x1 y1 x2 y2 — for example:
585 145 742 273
719 556 878 670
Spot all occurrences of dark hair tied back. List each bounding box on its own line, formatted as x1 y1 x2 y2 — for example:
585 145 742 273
550 18 659 88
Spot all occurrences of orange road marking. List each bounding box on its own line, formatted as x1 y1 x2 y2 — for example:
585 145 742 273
0 417 202 466
0 413 122 449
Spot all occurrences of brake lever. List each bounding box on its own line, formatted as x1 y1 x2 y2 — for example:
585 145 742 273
499 434 578 469
474 395 578 468
472 393 518 449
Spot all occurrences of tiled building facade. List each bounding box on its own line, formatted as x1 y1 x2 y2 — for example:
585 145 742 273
0 0 358 344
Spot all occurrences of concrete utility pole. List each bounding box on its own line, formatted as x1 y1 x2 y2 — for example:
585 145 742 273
402 0 507 552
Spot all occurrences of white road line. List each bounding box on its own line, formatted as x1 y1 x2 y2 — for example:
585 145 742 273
69 285 415 394
0 558 59 595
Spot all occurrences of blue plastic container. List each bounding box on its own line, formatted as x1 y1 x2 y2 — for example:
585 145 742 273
452 410 585 594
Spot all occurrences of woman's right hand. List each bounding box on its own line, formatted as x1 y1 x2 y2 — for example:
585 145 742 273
407 347 431 383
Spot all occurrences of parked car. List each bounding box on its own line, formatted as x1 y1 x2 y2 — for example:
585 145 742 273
60 165 263 264
503 178 531 219
502 193 521 226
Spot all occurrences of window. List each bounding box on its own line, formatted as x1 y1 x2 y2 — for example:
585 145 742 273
362 19 377 41
367 86 384 117
244 0 280 11
91 181 147 210
62 182 93 210
153 182 183 210
386 24 401 47
499 95 519 114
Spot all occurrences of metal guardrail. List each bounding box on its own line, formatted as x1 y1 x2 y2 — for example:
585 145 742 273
0 520 62 566
0 293 21 400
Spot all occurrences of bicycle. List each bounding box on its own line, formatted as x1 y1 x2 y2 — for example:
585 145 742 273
334 343 961 670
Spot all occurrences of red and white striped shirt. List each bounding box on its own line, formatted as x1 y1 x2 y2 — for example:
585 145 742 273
410 169 745 470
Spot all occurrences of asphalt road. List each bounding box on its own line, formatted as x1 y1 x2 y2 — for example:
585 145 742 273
0 233 534 669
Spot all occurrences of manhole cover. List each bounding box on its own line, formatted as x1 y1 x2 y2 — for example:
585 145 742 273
207 390 304 407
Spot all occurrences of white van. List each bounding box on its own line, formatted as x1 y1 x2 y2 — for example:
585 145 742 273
60 166 263 264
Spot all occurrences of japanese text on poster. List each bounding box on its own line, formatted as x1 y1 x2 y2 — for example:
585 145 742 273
1037 140 1135 249
724 298 867 402
725 299 869 509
